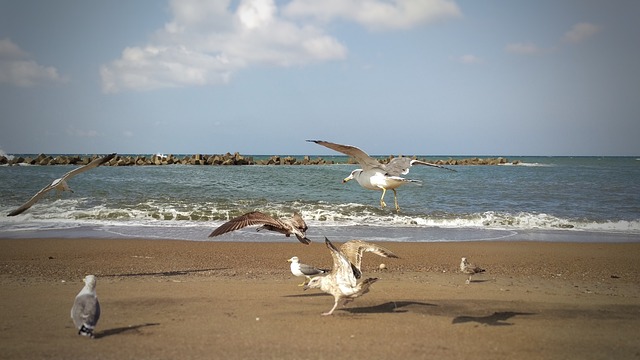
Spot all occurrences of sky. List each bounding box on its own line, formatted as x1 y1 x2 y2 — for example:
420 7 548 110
0 0 639 156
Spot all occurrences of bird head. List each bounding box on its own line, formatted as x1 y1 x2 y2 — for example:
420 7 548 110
303 276 322 291
83 275 97 289
288 256 299 263
343 169 360 183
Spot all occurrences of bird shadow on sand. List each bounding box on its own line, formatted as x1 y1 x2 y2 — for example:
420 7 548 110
101 268 229 277
467 279 491 284
343 301 437 314
94 323 160 339
283 292 331 298
452 311 536 326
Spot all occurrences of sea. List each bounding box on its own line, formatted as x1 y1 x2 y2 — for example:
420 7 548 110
1 155 639 243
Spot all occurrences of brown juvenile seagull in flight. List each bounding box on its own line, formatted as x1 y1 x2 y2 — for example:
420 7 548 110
7 153 116 216
208 211 311 245
460 257 486 284
304 237 398 315
307 140 455 212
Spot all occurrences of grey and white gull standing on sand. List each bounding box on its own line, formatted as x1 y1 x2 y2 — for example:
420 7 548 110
288 256 329 286
307 140 455 212
304 237 398 315
7 153 116 216
208 211 312 245
460 257 486 284
71 275 101 338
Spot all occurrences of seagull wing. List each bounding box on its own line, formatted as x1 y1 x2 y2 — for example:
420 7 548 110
307 140 382 171
325 237 357 287
7 153 116 217
340 240 399 271
7 182 57 216
385 157 456 176
60 153 116 181
298 263 327 276
208 211 285 237
71 294 101 328
289 212 308 232
462 261 485 274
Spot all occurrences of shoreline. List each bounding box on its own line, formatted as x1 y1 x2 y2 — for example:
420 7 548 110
2 223 639 243
1 238 639 359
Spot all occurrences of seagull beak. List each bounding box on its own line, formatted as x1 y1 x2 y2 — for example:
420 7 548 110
302 284 310 291
342 176 351 183
295 235 312 245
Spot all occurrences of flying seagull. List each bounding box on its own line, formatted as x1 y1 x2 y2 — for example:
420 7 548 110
304 237 398 316
307 140 455 211
460 257 486 284
208 211 312 245
288 256 329 286
7 153 116 216
71 275 101 338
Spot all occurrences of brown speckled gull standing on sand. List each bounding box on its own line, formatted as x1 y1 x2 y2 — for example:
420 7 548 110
460 257 486 284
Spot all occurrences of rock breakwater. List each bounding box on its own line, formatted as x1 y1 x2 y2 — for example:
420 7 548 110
0 153 518 166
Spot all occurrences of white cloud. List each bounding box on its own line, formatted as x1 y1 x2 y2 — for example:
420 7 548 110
102 0 462 93
101 0 349 93
237 0 276 30
0 38 67 87
562 22 600 44
457 54 481 64
101 45 234 93
283 0 462 30
505 42 546 55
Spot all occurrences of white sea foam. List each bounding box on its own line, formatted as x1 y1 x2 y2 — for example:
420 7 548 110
0 148 14 160
2 199 638 235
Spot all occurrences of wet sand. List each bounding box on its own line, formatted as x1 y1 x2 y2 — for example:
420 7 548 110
0 238 639 360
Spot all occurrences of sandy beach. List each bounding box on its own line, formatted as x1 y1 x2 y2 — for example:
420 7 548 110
0 238 639 360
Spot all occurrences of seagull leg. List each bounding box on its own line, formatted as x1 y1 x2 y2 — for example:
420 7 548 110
298 276 310 286
379 188 387 208
322 298 340 316
393 189 400 212
466 276 471 284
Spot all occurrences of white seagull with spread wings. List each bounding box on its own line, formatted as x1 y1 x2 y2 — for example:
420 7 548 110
307 140 455 212
208 211 311 245
304 237 398 315
7 153 116 216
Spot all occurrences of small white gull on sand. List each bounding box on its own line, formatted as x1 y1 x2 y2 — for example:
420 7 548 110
288 256 329 286
70 275 101 338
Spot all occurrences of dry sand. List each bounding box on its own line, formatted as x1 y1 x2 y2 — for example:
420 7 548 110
0 238 639 360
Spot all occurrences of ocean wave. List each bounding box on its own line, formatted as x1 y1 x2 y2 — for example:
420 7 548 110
499 162 553 167
2 199 638 235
